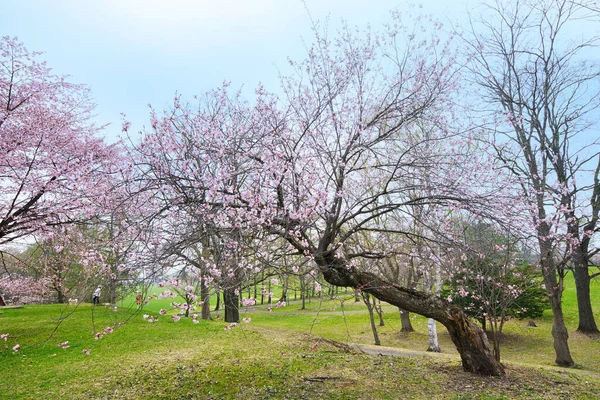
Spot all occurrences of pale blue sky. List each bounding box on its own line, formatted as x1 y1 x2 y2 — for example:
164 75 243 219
0 0 468 142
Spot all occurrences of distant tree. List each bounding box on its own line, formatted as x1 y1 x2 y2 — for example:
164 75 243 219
0 275 50 305
361 291 381 346
26 237 84 304
158 276 202 318
446 222 548 361
442 222 549 361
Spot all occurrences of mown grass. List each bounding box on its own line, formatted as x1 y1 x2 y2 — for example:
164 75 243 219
1 274 599 399
252 273 600 369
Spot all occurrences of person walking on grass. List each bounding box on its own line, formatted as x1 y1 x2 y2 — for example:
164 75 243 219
92 286 101 306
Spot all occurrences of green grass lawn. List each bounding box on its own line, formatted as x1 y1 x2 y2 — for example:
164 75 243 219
1 274 599 399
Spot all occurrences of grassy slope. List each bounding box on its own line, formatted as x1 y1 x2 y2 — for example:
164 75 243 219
0 275 599 399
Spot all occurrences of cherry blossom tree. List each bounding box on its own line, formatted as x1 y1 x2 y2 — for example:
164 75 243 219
26 234 85 303
0 36 124 250
129 11 513 375
0 274 50 304
463 0 600 365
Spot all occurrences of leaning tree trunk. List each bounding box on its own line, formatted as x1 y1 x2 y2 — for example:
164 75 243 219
317 253 504 376
362 292 381 345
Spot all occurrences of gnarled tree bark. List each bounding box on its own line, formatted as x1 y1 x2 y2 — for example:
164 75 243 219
316 252 505 376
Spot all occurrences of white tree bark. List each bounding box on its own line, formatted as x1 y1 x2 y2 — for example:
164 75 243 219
427 261 441 352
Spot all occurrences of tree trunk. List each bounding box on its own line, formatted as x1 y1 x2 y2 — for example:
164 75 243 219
362 292 381 346
426 259 441 351
399 308 414 332
300 276 306 310
427 318 441 352
260 271 265 305
547 287 573 366
375 299 384 327
279 288 287 303
56 290 66 304
214 289 221 311
491 334 500 362
223 288 239 323
546 281 574 366
106 275 118 305
488 318 501 362
539 237 575 367
571 252 599 333
200 277 211 320
279 275 288 303
317 253 504 376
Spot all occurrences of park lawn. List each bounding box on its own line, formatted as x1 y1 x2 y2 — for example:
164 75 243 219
251 272 600 371
2 305 599 400
0 273 599 399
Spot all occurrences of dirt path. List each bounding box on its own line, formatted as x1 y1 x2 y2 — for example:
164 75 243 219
234 300 385 316
349 342 458 359
348 343 600 380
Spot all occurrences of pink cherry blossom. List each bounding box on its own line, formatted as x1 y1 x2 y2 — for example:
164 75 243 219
241 298 256 307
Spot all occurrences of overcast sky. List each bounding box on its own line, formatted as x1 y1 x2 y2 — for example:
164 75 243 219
1 0 481 143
